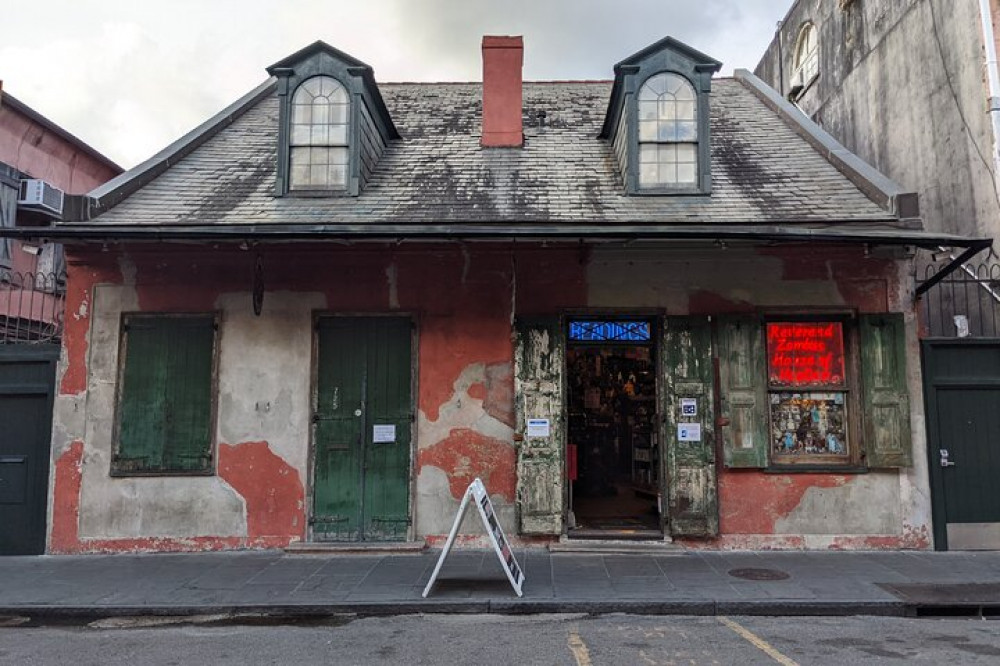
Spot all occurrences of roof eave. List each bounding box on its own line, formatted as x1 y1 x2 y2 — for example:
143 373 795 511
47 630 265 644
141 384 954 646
3 222 990 252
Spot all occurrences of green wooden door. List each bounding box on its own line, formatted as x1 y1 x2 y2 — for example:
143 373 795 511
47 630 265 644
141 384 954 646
313 317 412 542
0 345 58 556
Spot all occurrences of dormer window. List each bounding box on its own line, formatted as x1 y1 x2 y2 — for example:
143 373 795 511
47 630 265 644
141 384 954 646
599 36 721 196
267 41 399 197
289 76 350 191
637 73 699 188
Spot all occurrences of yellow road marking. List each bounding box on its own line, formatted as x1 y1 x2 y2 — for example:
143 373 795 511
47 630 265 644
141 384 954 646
568 626 594 666
717 616 799 666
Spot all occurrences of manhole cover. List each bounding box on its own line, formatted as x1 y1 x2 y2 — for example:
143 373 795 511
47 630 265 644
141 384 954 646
728 567 790 581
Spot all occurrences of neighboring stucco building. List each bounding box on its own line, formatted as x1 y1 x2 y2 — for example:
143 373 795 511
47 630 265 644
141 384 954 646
0 85 121 556
755 0 999 331
3 36 988 554
0 85 122 338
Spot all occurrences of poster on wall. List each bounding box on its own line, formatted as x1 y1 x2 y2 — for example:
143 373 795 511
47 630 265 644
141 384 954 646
769 392 848 456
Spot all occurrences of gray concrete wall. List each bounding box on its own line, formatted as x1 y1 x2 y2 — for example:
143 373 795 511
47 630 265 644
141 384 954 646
756 0 1000 242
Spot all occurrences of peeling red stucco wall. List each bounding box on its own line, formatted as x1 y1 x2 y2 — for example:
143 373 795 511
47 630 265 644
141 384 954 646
418 428 517 502
49 243 920 553
218 441 305 543
718 471 849 534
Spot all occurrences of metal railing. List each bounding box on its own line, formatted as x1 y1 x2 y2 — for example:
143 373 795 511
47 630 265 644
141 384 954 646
0 268 66 343
919 260 1000 338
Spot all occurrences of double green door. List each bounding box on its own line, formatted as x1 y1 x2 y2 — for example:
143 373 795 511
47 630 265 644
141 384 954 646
312 317 413 542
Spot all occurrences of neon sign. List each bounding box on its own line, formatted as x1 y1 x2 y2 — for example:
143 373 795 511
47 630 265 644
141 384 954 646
766 322 845 387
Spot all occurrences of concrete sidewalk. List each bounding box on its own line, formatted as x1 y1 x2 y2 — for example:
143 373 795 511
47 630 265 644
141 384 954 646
2 548 1000 621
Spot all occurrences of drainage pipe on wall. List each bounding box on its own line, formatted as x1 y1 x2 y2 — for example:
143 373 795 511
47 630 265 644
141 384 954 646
978 0 1000 192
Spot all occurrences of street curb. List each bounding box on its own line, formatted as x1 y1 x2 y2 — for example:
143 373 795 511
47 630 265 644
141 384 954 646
0 599 913 623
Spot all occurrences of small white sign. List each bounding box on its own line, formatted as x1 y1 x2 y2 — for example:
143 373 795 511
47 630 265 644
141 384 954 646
373 424 396 443
680 398 698 417
526 418 551 438
678 422 702 442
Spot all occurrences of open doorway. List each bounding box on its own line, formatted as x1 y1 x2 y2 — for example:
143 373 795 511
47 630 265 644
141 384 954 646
566 320 661 539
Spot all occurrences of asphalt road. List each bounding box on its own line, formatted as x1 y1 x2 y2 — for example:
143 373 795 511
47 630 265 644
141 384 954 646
1 613 999 665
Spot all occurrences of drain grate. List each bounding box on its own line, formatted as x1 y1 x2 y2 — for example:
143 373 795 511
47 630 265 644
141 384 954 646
728 567 791 581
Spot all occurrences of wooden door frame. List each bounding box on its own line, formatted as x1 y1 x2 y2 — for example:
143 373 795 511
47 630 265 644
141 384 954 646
922 337 1000 550
307 312 418 542
0 343 59 555
560 310 665 536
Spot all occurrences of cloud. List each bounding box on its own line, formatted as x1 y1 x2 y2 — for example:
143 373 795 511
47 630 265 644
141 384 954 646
0 0 785 168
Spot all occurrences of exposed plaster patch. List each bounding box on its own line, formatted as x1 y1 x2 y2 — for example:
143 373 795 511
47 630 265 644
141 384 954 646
386 262 400 309
50 394 86 457
775 473 901 535
719 471 848 534
117 253 137 286
415 464 516 537
417 363 515 449
213 291 322 472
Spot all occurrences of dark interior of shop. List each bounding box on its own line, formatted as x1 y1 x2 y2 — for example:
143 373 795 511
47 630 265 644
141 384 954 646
566 343 661 538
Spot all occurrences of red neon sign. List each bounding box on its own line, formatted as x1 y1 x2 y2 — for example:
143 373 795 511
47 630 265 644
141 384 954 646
767 322 845 387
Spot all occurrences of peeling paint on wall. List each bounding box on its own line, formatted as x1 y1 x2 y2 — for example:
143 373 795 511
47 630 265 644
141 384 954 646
218 441 304 543
418 429 517 502
719 471 848 534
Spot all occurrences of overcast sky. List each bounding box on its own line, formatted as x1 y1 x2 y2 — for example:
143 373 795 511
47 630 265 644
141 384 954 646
1 0 786 170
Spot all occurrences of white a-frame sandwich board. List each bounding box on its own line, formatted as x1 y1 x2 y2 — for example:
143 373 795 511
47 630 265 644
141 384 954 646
422 478 525 598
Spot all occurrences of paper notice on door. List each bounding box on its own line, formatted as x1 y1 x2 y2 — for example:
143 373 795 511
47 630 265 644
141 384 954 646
373 424 396 443
526 418 551 438
677 423 702 442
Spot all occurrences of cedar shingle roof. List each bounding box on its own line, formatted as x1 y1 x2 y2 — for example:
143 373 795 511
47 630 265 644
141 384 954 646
85 78 904 229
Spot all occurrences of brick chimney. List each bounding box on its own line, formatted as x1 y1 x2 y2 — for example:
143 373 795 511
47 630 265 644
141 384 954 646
481 36 523 147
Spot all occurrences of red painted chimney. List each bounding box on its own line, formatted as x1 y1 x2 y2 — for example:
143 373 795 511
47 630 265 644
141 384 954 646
481 35 523 147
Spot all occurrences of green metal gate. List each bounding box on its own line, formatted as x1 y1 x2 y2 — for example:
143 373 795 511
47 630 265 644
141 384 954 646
0 344 58 555
922 339 1000 550
311 316 413 542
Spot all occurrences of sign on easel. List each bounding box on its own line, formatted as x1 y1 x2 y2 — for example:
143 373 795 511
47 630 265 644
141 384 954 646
422 478 525 598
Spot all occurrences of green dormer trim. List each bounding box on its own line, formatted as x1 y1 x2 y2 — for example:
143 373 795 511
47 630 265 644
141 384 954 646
267 41 399 197
600 36 722 196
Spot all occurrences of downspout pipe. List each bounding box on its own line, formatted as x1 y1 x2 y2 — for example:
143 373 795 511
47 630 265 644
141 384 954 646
978 0 1000 188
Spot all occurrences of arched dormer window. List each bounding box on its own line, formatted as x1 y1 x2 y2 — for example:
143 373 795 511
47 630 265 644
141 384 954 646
637 73 698 188
289 76 350 191
792 23 819 91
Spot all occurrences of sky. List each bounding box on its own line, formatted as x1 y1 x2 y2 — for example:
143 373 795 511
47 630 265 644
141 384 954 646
0 0 787 170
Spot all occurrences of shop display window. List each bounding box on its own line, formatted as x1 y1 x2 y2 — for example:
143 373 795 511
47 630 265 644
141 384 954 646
766 321 851 464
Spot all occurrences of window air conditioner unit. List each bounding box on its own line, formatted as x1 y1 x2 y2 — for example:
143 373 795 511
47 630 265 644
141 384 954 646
18 179 64 218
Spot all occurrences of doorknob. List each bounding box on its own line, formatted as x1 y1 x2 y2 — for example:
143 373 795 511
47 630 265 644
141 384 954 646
940 449 956 467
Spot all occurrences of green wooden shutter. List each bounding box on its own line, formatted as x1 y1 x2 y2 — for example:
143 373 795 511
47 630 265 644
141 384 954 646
514 316 565 535
717 315 768 468
116 316 214 474
861 313 912 467
663 316 719 537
